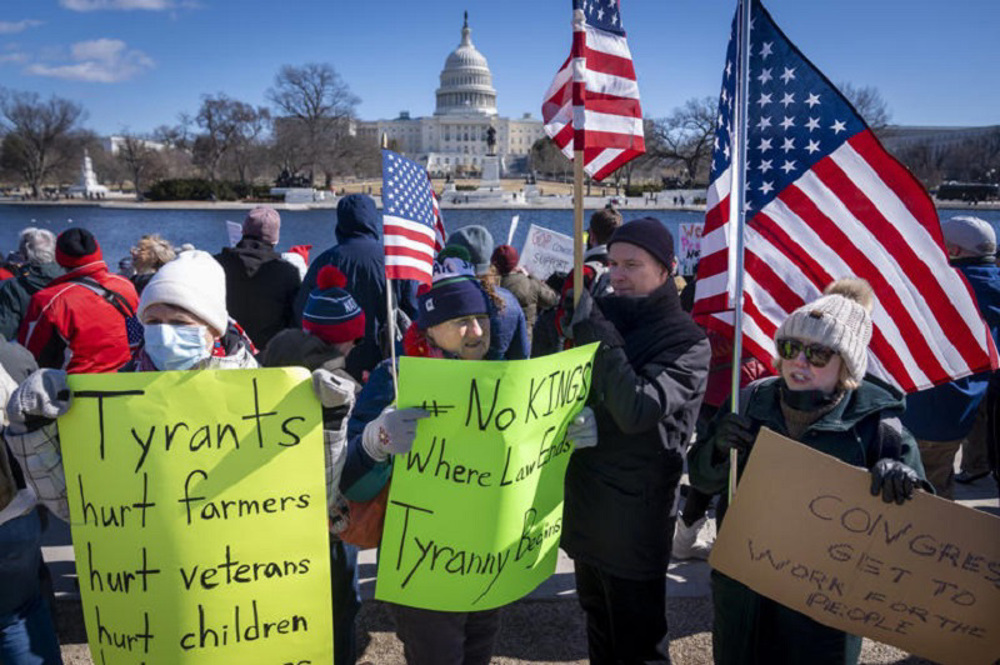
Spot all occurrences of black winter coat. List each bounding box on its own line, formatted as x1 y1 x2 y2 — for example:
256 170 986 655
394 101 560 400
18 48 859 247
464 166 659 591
215 239 301 350
562 281 710 579
0 263 63 341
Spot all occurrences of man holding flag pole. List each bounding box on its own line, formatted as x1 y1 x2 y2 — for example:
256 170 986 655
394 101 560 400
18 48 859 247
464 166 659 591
543 3 712 662
688 0 997 662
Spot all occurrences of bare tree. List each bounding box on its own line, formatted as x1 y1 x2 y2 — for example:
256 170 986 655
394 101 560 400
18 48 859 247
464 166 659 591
838 82 892 133
267 63 359 185
529 137 572 180
193 94 268 182
0 89 85 197
116 132 165 200
648 97 717 185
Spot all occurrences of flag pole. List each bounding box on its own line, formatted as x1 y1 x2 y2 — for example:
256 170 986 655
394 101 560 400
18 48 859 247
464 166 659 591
573 152 585 305
381 134 400 402
727 0 752 504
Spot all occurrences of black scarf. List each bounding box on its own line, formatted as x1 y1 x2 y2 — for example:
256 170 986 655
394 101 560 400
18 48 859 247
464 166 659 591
596 280 706 367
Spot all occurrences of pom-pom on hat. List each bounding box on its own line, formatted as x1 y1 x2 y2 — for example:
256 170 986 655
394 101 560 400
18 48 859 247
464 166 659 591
302 265 366 345
242 206 281 245
774 277 875 384
138 250 229 336
55 228 103 269
491 245 519 275
607 217 675 269
417 258 490 330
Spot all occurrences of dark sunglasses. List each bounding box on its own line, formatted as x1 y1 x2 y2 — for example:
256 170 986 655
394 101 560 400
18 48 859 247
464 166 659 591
776 338 836 367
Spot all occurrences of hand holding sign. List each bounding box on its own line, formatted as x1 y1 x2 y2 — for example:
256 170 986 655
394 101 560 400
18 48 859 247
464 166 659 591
362 406 431 461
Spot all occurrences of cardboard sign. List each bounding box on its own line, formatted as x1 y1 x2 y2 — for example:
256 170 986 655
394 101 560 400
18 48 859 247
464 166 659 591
59 369 333 665
710 428 1000 665
518 223 574 280
375 344 598 611
678 222 704 276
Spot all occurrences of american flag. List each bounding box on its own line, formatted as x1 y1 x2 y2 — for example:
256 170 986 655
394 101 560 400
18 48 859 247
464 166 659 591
381 149 446 284
693 0 997 393
542 0 645 181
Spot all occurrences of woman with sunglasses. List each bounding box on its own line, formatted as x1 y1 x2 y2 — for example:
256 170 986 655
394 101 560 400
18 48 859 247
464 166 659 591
688 277 930 665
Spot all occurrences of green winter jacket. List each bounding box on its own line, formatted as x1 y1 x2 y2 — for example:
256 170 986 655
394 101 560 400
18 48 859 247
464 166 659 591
688 377 927 665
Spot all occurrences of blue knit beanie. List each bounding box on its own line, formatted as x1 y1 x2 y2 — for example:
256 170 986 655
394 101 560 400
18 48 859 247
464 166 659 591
302 266 366 344
417 258 490 330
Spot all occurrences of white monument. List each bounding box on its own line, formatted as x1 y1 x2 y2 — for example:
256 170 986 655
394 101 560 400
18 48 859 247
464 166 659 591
67 150 109 199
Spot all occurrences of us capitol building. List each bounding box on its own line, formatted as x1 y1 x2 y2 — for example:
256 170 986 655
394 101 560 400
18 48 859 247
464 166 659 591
356 14 545 176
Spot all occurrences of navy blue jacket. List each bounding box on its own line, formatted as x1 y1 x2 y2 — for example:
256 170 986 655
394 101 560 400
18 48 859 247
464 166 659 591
488 286 529 360
293 195 419 374
902 262 1000 440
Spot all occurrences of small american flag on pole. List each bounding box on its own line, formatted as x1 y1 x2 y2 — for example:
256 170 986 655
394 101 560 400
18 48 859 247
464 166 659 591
381 149 446 284
542 0 645 181
693 0 998 392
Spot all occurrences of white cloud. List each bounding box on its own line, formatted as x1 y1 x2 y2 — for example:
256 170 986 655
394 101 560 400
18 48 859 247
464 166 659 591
0 53 29 65
0 20 43 34
26 38 154 83
59 0 175 11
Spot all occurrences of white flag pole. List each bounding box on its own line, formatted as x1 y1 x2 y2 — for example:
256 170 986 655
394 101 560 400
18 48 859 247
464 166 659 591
727 0 752 504
507 215 520 246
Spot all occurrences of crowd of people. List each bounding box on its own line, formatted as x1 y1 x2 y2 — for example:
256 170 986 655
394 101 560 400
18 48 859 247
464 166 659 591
0 195 996 665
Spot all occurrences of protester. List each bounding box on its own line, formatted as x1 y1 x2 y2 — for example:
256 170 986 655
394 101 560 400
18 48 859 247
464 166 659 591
446 225 529 360
294 194 419 378
19 228 139 374
902 216 1000 497
584 206 622 266
0 336 63 665
340 258 562 664
560 217 710 663
0 229 63 341
281 244 312 280
688 278 930 664
128 233 175 295
261 265 364 665
215 206 301 351
490 244 558 344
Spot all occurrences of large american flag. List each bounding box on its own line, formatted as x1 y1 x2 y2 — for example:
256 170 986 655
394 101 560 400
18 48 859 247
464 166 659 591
542 0 645 181
693 0 997 393
381 149 446 284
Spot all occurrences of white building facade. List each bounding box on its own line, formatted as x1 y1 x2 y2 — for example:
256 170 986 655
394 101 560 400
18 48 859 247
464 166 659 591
356 14 545 175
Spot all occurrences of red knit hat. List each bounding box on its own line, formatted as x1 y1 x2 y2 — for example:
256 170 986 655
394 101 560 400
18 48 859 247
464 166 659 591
55 228 102 269
302 265 366 344
490 244 519 275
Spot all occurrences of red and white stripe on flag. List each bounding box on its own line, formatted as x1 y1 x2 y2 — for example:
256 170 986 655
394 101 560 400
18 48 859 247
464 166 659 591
542 0 645 182
693 0 998 393
381 150 446 284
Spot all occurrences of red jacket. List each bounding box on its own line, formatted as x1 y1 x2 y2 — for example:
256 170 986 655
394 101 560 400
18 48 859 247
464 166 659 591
19 261 139 374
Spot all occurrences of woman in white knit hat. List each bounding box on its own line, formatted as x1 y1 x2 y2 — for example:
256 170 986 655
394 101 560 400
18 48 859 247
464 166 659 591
688 277 931 665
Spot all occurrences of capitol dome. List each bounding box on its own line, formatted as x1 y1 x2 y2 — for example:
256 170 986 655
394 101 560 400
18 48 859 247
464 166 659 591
435 13 498 116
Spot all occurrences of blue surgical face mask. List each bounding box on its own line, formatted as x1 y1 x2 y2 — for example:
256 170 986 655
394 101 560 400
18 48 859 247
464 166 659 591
143 324 210 371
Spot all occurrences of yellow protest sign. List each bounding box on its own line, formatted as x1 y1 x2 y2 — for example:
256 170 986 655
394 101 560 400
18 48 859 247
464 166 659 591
711 428 1000 665
58 368 333 665
375 344 597 611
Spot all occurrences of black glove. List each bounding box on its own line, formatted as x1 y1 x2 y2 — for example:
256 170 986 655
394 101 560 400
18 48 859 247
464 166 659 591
712 412 756 455
870 459 920 505
571 290 624 348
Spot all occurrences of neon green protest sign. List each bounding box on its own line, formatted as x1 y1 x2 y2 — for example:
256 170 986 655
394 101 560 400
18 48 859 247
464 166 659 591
58 368 333 665
376 344 598 611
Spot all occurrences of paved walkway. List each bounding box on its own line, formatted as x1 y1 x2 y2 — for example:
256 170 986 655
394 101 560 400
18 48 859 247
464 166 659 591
44 471 997 664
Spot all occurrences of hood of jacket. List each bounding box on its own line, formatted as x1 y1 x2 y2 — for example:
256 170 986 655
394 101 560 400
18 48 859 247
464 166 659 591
335 194 380 244
218 238 282 278
262 328 350 372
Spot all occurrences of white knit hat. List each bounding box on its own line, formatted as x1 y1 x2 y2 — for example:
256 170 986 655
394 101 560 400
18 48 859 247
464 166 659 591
138 250 228 335
774 278 874 384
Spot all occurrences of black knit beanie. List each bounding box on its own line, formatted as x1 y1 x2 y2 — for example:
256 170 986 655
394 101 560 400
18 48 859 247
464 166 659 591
55 228 102 268
607 217 674 268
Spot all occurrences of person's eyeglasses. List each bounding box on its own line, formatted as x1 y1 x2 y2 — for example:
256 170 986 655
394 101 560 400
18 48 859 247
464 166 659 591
776 338 836 367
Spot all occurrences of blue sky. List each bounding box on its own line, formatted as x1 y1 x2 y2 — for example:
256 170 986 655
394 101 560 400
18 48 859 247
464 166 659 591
2 0 997 136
